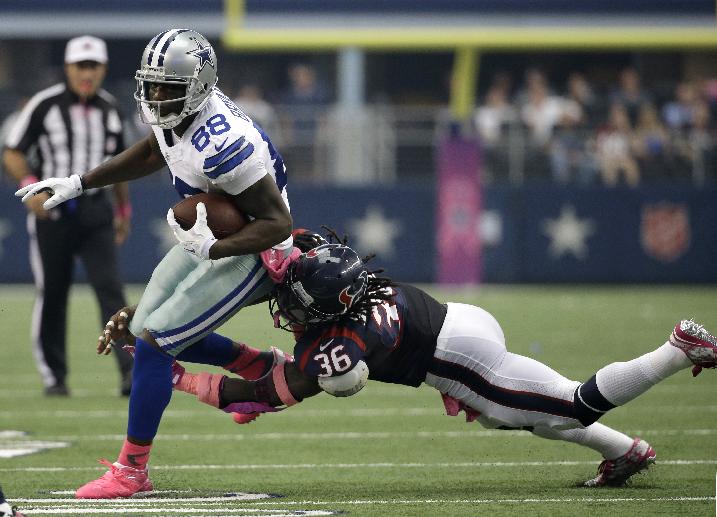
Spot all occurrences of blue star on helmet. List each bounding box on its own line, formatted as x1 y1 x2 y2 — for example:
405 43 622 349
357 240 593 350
187 42 214 72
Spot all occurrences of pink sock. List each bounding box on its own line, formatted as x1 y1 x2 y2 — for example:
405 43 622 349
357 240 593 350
117 439 152 470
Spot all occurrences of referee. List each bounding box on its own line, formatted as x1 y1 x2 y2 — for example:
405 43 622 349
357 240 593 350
3 35 133 397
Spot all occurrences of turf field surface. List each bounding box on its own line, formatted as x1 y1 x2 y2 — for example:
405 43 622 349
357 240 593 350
1 284 715 516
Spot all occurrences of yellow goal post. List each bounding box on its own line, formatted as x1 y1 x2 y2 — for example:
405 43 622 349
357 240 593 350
222 0 717 119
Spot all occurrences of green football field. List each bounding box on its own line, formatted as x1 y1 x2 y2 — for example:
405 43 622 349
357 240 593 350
1 284 715 516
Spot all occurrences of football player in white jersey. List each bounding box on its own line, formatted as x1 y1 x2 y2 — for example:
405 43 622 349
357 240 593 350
17 29 298 498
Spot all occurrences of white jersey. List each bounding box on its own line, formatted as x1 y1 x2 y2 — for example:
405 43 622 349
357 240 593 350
152 88 289 208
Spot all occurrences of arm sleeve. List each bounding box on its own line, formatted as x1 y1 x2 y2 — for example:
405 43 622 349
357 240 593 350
107 107 126 155
4 97 44 152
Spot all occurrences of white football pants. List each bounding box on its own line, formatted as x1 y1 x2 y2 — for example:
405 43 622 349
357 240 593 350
129 245 273 356
424 302 583 431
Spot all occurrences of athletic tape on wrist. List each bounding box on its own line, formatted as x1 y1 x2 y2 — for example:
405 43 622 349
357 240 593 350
19 175 38 188
272 362 298 406
114 201 133 219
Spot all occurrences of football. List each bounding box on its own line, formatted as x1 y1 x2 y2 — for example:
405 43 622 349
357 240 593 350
172 192 248 239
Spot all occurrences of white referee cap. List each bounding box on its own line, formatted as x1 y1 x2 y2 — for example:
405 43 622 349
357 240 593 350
65 35 108 64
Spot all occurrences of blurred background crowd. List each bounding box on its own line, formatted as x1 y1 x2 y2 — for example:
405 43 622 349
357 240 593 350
0 40 715 187
1 0 715 285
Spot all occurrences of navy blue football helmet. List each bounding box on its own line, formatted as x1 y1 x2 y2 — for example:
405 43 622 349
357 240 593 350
271 244 369 326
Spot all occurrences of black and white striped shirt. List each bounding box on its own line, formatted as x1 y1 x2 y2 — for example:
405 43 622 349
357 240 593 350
5 83 125 181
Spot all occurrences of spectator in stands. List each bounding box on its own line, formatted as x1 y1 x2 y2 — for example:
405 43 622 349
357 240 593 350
234 83 281 145
279 62 330 179
596 103 640 187
633 103 671 180
676 100 714 183
549 94 596 186
519 70 565 179
609 67 652 125
662 82 697 131
520 72 564 146
280 62 330 126
566 72 600 127
474 84 516 182
515 67 550 106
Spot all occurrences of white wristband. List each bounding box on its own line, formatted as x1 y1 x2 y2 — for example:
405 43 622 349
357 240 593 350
69 174 84 195
199 238 218 260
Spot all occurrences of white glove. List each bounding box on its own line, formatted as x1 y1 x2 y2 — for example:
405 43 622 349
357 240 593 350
15 174 83 209
166 202 218 260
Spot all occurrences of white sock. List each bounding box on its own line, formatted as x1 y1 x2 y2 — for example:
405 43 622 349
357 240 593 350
595 341 692 406
533 422 634 459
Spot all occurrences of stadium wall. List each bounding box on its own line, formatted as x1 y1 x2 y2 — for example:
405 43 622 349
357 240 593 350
0 182 712 284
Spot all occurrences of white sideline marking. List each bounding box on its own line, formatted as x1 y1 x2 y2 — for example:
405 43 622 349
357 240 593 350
5 459 716 473
0 439 69 458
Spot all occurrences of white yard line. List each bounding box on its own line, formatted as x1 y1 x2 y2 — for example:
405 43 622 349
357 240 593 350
252 496 714 504
2 427 715 443
19 510 336 516
14 496 714 515
2 405 716 416
4 459 716 473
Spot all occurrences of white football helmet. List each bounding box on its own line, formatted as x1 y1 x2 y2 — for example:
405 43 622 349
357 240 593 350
134 29 218 129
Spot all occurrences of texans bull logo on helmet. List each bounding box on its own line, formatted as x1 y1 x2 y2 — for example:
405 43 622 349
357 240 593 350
339 270 369 311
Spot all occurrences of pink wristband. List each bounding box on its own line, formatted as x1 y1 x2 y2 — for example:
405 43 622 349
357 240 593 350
114 201 132 219
272 362 298 406
19 175 38 188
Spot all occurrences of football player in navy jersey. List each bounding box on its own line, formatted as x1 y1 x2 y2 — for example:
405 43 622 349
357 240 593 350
166 242 717 488
17 29 300 498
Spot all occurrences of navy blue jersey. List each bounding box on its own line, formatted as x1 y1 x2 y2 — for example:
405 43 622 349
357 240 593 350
293 283 447 387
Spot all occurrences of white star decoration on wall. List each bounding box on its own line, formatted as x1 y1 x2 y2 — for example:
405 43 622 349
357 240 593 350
348 205 402 259
542 205 596 260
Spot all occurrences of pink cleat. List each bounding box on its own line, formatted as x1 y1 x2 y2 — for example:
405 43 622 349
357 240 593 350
584 438 656 487
75 459 152 499
669 319 717 376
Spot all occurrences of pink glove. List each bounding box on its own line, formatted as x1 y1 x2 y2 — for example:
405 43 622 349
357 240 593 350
260 246 302 283
222 401 282 414
441 393 481 423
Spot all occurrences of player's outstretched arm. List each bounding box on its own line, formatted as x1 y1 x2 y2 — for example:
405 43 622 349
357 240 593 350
15 133 166 210
82 132 166 189
221 361 322 408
